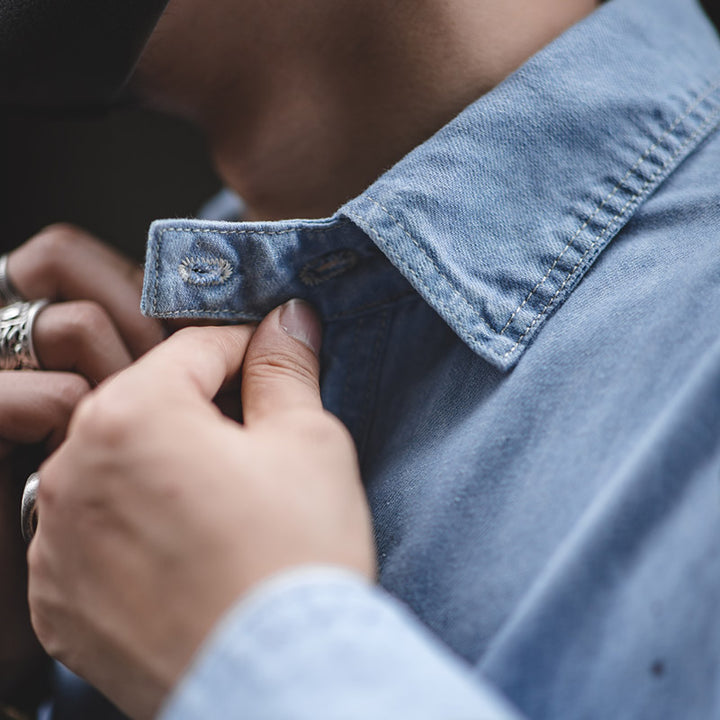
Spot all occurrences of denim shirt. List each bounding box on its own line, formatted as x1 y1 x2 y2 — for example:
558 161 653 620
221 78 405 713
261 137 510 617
55 0 720 717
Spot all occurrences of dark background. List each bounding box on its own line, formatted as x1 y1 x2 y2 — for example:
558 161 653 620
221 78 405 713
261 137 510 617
1 109 221 260
2 2 719 261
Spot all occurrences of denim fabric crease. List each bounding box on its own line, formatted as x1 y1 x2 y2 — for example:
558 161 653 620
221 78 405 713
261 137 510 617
51 0 720 717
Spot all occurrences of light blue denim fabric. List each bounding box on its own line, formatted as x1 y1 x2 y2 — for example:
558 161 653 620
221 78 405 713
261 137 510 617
54 0 720 717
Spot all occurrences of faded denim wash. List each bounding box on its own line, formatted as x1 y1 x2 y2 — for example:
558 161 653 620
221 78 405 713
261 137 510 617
52 0 720 717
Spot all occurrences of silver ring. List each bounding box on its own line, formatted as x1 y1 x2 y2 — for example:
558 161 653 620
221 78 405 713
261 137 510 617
0 254 23 305
0 299 48 370
21 472 41 543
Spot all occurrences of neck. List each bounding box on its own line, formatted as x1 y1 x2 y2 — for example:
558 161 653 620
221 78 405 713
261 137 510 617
139 0 598 221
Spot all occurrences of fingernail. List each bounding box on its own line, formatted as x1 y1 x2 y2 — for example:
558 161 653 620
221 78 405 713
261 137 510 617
279 299 321 356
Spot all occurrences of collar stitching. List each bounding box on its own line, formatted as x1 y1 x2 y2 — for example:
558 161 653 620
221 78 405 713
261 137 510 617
156 218 351 237
152 227 161 314
363 195 498 336
352 217 502 354
497 76 720 337
355 83 720 364
502 100 720 360
358 80 720 362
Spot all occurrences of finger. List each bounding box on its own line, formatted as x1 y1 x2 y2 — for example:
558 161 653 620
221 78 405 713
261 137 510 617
0 372 91 453
33 301 133 385
7 224 165 357
241 299 322 425
111 324 255 403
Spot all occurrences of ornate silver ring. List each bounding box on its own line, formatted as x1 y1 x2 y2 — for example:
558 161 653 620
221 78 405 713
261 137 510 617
21 472 41 544
0 299 48 371
0 254 23 305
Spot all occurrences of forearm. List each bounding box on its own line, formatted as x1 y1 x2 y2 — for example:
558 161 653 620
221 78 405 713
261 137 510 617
160 567 523 720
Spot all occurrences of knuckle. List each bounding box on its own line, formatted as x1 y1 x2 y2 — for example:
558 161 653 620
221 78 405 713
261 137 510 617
28 223 79 264
38 221 83 237
249 348 319 387
12 224 97 296
174 325 211 345
320 410 355 445
174 324 253 349
69 391 96 428
64 301 112 341
53 374 92 411
296 409 354 447
174 323 251 348
71 390 138 446
36 472 59 511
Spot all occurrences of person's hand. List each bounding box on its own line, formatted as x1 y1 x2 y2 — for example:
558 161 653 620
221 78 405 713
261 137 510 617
0 224 164 691
28 300 376 720
6 223 165 379
0 372 89 692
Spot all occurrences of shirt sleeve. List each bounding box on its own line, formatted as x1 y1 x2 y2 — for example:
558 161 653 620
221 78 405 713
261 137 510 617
158 567 523 720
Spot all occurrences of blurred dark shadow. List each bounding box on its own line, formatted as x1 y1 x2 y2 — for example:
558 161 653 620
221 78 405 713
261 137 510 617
0 107 221 260
705 0 720 31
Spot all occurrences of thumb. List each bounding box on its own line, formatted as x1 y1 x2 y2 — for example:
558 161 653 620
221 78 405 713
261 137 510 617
241 299 323 424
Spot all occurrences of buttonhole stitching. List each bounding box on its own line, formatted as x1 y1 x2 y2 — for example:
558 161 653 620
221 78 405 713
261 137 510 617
178 256 233 286
151 221 352 312
299 249 359 287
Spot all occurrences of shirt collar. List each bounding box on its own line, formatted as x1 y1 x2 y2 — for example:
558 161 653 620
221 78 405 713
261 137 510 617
143 0 720 370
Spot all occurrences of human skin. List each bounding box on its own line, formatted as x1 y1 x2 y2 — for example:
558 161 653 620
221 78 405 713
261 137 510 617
0 375 85 692
0 226 164 694
134 0 598 220
3 1 598 715
29 309 375 720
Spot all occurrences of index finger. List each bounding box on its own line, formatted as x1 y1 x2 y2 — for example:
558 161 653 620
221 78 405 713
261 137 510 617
111 324 256 403
0 371 91 454
8 224 166 357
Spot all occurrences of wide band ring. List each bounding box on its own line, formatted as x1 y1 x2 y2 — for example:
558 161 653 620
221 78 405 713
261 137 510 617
0 254 23 306
21 472 41 544
0 300 48 371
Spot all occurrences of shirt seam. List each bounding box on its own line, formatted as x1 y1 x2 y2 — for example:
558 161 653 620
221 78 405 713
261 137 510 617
498 76 720 338
503 99 720 360
149 82 720 361
346 217 497 356
355 78 720 362
356 309 392 462
155 224 347 236
362 195 497 338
